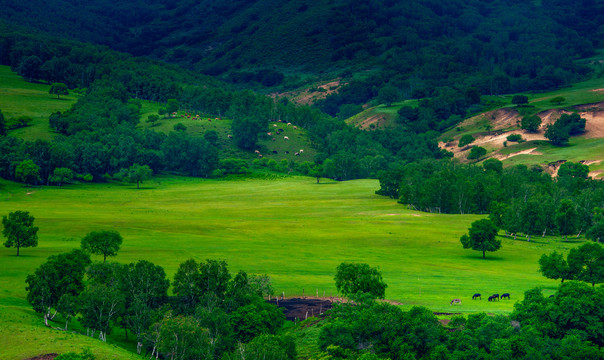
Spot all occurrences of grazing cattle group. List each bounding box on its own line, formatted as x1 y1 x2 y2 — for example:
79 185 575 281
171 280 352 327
452 292 511 305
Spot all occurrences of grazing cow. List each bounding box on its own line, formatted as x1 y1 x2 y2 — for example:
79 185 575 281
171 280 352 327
284 136 289 140
254 150 260 154
299 149 304 153
273 124 278 127
450 299 461 305
488 295 494 302
278 128 284 132
549 295 555 298
278 119 283 122
258 154 263 158
285 151 289 154
501 293 510 300
267 132 272 136
293 126 297 129
295 152 300 156
208 119 211 122
227 135 233 139
472 293 481 300
491 294 500 301
272 150 278 154
287 122 292 126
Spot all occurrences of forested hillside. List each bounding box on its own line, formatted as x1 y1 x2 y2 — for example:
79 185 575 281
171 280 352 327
2 0 602 95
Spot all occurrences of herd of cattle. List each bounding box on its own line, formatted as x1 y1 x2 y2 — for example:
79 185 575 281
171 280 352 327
450 293 511 305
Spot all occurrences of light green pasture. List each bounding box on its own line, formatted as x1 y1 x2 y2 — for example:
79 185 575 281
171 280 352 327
0 65 77 141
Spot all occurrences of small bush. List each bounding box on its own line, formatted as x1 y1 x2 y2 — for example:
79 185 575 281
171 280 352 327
506 134 523 142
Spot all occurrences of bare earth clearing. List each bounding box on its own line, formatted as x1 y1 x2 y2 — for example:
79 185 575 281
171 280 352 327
440 102 604 172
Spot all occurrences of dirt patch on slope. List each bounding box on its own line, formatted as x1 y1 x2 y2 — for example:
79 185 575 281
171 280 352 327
357 114 387 129
25 355 58 360
272 79 342 105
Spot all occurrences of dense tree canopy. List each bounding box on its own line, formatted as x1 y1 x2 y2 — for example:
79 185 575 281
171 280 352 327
81 230 123 262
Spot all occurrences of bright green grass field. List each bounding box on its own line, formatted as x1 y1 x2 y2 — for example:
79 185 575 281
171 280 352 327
0 66 77 141
0 175 586 358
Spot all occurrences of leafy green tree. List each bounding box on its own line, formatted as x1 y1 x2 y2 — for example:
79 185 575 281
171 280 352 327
550 96 565 105
558 162 589 179
154 314 210 360
511 95 529 106
460 219 500 259
158 108 167 118
334 263 387 299
458 134 475 148
586 220 604 243
125 163 152 189
520 199 546 242
223 335 296 360
2 210 39 256
567 243 604 287
377 85 398 107
483 158 503 174
78 283 125 340
15 159 41 186
467 146 486 160
521 115 542 132
49 167 74 187
17 55 43 81
204 130 219 146
557 113 586 135
538 251 575 283
49 83 69 99
81 230 123 262
198 259 231 310
545 121 570 146
173 258 202 312
555 199 578 241
25 249 91 326
229 299 285 342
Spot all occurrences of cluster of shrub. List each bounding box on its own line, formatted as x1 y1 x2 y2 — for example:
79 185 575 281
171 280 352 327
377 158 604 242
26 245 292 360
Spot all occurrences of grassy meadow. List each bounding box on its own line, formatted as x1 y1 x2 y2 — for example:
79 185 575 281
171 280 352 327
0 175 586 358
0 66 77 141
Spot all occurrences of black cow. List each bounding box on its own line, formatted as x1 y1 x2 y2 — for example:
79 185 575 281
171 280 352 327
472 293 481 300
491 294 500 301
501 293 510 300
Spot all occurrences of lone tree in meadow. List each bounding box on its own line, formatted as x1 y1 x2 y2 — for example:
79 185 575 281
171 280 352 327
2 210 39 256
550 96 566 105
460 219 500 259
126 163 152 189
49 83 69 99
334 262 387 299
511 94 529 106
81 230 123 262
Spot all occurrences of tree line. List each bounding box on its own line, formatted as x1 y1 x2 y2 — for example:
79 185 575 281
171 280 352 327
26 246 290 359
378 159 604 242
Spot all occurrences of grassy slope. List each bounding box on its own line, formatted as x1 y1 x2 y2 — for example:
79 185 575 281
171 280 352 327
346 100 418 129
0 66 77 141
139 101 317 163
